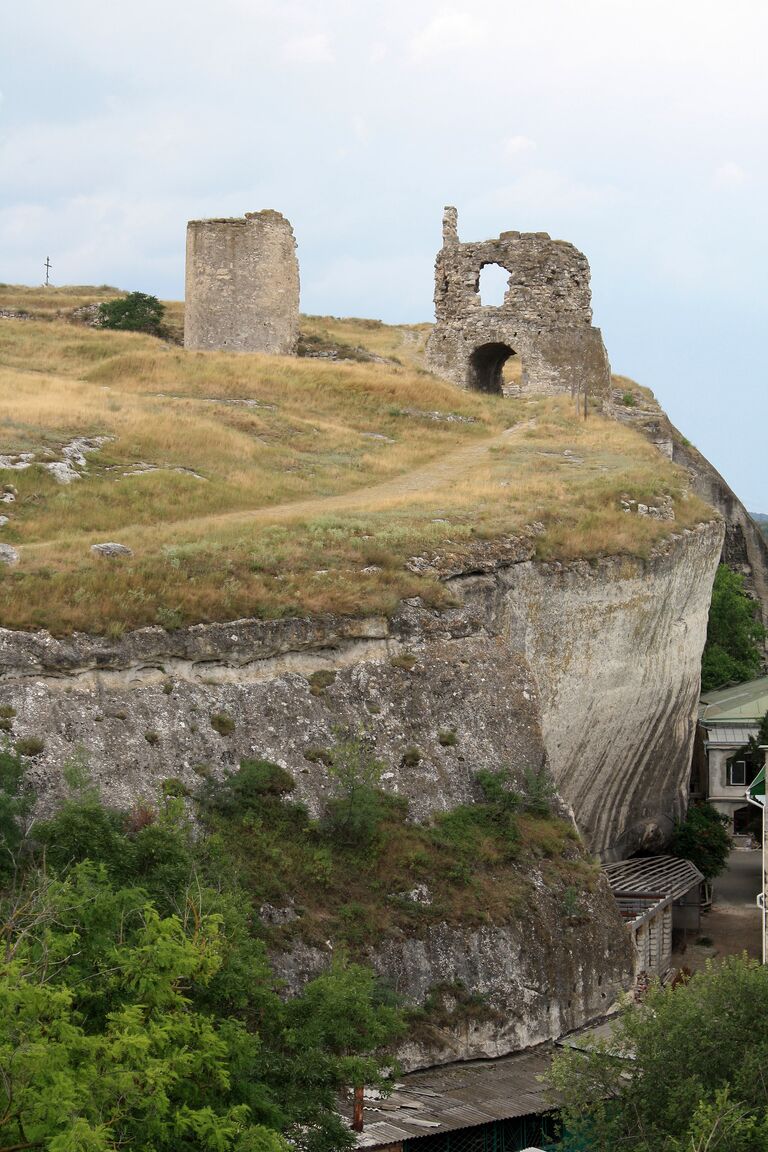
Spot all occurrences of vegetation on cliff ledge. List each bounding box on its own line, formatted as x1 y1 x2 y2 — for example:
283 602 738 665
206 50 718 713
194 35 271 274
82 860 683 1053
0 738 600 1152
0 286 711 635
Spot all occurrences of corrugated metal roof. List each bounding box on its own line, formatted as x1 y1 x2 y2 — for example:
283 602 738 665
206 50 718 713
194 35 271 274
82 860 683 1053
344 1045 554 1148
603 855 703 903
704 725 757 746
700 676 768 722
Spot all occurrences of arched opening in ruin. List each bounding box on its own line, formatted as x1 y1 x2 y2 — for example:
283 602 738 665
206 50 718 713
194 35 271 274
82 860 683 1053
477 263 510 307
467 342 515 394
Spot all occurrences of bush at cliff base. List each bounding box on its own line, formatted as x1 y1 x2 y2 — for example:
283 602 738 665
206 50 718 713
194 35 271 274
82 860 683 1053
0 789 403 1152
670 799 731 880
549 955 768 1152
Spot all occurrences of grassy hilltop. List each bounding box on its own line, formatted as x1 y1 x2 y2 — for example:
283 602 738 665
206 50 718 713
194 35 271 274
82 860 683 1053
0 285 710 635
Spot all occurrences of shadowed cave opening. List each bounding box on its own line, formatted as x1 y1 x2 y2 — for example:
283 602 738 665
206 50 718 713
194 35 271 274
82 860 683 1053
467 341 515 394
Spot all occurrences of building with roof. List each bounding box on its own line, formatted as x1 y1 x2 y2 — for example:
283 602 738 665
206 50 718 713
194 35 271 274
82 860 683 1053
698 677 768 834
343 1043 558 1152
603 855 704 976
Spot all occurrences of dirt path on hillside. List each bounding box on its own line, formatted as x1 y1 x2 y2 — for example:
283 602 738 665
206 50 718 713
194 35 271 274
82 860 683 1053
24 421 531 554
209 421 528 527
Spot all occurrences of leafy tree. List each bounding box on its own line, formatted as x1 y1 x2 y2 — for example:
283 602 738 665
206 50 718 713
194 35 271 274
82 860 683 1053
0 787 404 1152
701 565 765 691
670 800 731 880
0 746 32 877
321 736 395 850
98 291 167 337
549 955 768 1152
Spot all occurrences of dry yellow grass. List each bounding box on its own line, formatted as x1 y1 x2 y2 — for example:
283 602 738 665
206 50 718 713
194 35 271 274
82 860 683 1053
0 290 713 635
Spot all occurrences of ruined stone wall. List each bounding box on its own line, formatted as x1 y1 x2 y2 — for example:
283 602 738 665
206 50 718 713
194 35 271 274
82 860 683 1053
426 207 611 401
184 210 299 354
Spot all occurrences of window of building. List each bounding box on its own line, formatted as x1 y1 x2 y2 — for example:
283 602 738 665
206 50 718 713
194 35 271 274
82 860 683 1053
728 760 748 786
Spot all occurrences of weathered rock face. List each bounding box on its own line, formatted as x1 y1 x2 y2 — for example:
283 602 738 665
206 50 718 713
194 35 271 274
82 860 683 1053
426 206 611 402
277 894 633 1072
0 523 722 857
609 387 768 633
496 524 725 859
0 522 723 1065
184 210 299 354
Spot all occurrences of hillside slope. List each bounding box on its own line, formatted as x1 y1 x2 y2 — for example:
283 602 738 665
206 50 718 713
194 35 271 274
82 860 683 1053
0 291 710 635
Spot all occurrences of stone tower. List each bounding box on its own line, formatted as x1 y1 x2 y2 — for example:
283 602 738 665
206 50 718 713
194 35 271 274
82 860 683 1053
426 207 610 401
184 210 300 354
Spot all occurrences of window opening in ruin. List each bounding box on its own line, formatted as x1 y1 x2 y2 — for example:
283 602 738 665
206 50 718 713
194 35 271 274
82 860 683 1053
477 263 509 308
467 342 515 394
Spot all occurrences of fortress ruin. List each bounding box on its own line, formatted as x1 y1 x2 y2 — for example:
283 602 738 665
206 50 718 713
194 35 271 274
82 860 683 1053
184 210 299 354
426 207 610 401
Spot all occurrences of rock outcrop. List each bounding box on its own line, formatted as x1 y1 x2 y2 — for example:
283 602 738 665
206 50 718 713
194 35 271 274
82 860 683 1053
0 521 722 1065
0 522 722 858
610 385 768 632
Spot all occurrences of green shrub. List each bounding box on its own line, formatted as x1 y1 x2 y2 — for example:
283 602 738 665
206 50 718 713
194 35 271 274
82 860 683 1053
321 737 393 851
401 746 422 768
0 747 33 874
161 777 188 798
521 765 555 816
210 712 235 736
15 737 44 757
701 565 765 691
621 391 637 406
0 705 16 733
670 800 731 880
98 291 167 337
144 730 160 746
438 729 457 747
205 760 299 821
303 745 334 766
308 669 337 696
390 652 417 671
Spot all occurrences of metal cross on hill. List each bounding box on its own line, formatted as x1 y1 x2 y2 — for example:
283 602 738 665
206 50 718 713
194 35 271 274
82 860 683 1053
44 256 52 286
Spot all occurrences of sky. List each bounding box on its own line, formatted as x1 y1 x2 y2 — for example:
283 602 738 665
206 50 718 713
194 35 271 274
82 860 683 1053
2 0 767 506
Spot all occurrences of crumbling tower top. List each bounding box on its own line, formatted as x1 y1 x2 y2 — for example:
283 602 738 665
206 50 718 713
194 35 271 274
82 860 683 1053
426 207 610 401
184 210 300 355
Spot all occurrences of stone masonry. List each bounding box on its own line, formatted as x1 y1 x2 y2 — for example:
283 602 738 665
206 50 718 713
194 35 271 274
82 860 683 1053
426 206 611 401
184 210 299 354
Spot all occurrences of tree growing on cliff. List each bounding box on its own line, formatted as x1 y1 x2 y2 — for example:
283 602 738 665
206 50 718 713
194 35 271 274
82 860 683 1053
0 784 404 1152
701 564 765 691
548 955 768 1152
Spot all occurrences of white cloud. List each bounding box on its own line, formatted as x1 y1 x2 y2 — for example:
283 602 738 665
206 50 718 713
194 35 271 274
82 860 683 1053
282 32 334 64
714 161 748 188
503 135 536 158
407 10 488 60
472 168 620 221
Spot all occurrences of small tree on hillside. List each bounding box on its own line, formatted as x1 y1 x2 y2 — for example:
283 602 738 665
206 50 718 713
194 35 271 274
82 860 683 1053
98 291 167 337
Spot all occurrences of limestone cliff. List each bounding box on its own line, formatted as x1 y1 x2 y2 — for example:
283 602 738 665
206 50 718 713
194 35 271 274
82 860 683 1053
0 520 723 1065
609 385 768 631
0 522 722 859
